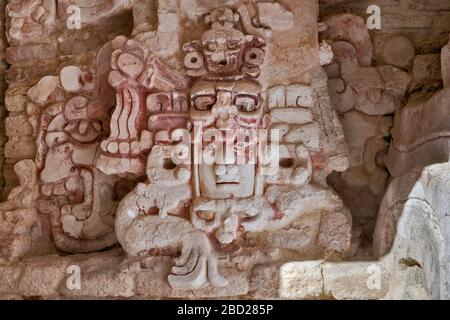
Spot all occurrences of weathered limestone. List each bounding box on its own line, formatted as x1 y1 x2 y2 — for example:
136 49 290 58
256 2 294 31
0 160 39 264
0 0 449 300
321 0 450 56
385 37 450 178
442 35 450 89
0 0 7 198
279 164 450 300
322 13 404 243
411 54 442 91
324 16 410 116
0 0 355 298
279 261 390 300
386 90 450 178
374 35 416 70
279 261 324 299
374 163 450 299
111 5 353 290
321 5 449 261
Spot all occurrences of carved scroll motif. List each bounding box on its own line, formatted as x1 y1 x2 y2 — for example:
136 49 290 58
96 36 187 177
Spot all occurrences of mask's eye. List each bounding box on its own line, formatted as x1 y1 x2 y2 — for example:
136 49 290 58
227 40 240 49
235 95 258 112
207 41 218 51
194 95 216 111
279 158 295 168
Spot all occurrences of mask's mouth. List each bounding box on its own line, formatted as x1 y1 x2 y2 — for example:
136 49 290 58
216 182 240 185
215 164 241 184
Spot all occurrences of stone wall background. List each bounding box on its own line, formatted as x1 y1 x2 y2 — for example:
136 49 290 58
0 0 6 198
1 2 134 200
319 0 450 250
0 0 448 251
321 0 450 54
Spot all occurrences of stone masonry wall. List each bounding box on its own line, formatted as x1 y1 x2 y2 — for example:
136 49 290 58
0 0 7 198
319 0 450 249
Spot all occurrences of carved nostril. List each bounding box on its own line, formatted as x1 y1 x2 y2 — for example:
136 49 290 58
219 59 227 66
163 159 177 170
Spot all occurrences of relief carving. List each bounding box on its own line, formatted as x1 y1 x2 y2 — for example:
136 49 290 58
1 0 450 301
97 36 187 176
0 1 370 297
114 7 353 290
6 0 56 43
33 46 119 253
0 160 39 263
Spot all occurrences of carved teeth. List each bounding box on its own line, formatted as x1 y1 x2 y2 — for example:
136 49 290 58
107 141 119 154
119 142 130 154
130 141 140 154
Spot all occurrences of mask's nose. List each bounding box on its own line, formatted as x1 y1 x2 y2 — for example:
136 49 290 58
211 92 238 121
210 50 228 66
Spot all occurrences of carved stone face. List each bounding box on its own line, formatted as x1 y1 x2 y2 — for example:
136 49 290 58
201 28 246 75
190 80 263 199
200 8 246 75
183 7 266 80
